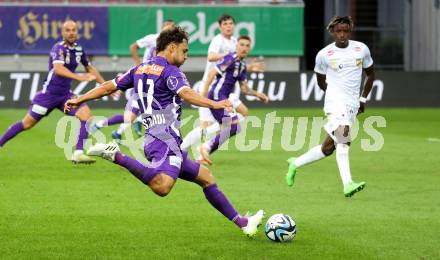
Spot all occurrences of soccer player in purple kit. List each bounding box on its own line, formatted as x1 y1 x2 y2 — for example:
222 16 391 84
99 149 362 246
64 26 264 237
90 20 176 143
0 20 105 164
197 35 269 165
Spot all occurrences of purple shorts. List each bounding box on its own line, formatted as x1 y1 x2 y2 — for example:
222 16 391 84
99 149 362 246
130 106 140 115
144 134 200 181
125 99 141 116
210 107 238 125
28 91 86 120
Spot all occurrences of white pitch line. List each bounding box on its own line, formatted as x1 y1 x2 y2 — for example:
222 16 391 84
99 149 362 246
427 138 440 142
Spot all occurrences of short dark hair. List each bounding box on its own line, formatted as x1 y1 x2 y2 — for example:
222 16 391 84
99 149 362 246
218 14 235 25
237 35 251 42
327 16 354 33
156 26 189 53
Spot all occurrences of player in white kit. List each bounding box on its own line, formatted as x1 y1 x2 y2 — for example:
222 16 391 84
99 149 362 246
286 16 376 197
181 14 264 155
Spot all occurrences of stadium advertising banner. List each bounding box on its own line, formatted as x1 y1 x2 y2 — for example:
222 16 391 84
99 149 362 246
0 6 108 55
108 6 304 56
0 71 438 108
0 5 303 56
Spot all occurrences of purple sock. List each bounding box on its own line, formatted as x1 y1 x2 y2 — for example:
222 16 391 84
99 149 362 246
114 152 157 184
208 123 240 153
0 121 25 147
107 114 124 126
75 121 88 151
233 215 248 228
203 184 244 227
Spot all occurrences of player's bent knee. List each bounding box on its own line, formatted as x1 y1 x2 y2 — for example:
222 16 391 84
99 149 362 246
22 117 37 130
148 174 174 197
153 185 172 197
322 147 335 156
76 106 92 121
239 109 248 118
196 166 215 188
334 125 351 144
321 143 335 156
22 121 34 130
150 181 173 197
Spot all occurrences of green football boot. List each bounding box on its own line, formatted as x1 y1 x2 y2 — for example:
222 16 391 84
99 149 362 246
343 181 366 197
286 157 297 187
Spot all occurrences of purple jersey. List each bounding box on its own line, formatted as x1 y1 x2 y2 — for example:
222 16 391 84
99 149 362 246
113 56 189 140
42 41 90 95
208 52 247 101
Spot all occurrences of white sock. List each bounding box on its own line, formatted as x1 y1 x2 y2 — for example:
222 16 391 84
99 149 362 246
294 145 326 168
181 127 203 150
96 120 105 128
116 123 130 135
205 123 220 137
336 144 353 186
237 113 245 122
73 150 83 157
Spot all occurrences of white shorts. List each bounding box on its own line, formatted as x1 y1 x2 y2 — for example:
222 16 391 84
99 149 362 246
324 105 357 141
198 93 242 122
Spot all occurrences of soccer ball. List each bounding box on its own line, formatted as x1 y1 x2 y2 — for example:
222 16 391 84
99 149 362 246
264 213 297 242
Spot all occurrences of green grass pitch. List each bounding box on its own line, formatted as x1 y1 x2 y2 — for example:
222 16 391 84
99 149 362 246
0 108 439 259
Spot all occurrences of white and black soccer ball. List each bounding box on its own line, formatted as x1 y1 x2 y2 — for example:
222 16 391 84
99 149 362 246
265 213 297 242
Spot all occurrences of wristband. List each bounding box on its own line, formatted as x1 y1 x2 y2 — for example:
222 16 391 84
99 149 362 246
359 96 367 103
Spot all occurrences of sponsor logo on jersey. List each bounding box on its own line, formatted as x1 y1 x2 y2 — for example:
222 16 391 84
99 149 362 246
169 155 182 169
142 114 167 129
136 64 165 76
354 47 362 52
58 48 64 60
330 60 338 70
327 50 335 56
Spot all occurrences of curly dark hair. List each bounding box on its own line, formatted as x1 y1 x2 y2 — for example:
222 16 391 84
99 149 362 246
156 26 189 53
326 16 354 33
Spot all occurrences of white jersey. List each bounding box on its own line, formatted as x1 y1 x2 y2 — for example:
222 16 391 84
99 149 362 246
201 34 237 84
314 40 373 112
136 33 159 63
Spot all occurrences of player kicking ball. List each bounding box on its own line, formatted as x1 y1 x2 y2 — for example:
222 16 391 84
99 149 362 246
64 26 264 237
286 16 375 197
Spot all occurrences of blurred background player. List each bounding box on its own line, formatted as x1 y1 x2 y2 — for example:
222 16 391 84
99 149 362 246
64 26 264 237
0 20 105 164
181 14 264 153
197 35 269 165
91 20 176 143
285 16 375 197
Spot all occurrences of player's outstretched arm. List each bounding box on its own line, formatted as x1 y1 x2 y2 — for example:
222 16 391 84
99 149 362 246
178 87 232 110
129 42 142 65
53 63 96 82
247 58 265 73
64 81 118 113
239 81 269 104
358 65 375 114
85 64 105 84
201 68 219 97
207 52 227 62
